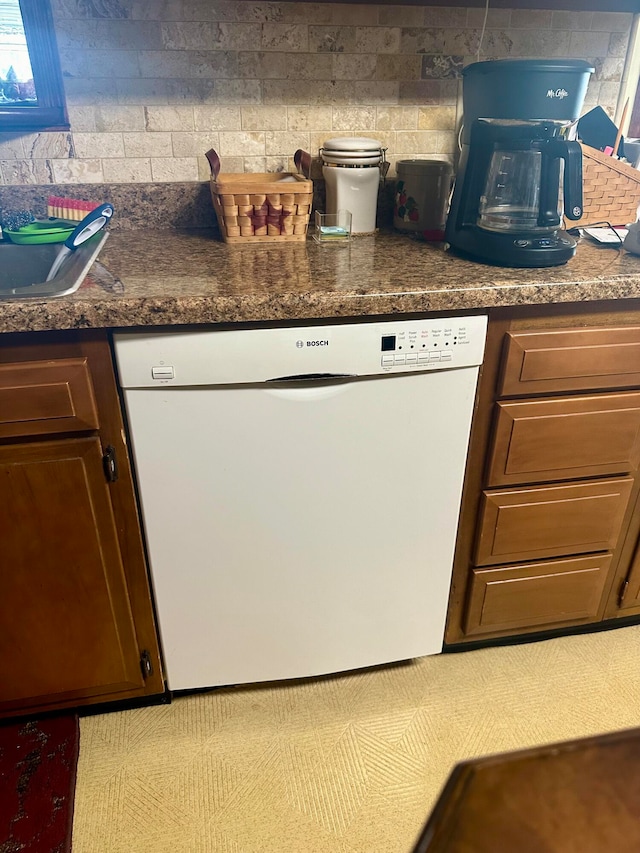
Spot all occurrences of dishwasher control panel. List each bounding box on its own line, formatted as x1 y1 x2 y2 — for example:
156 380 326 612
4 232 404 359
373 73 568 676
114 315 488 388
379 321 476 370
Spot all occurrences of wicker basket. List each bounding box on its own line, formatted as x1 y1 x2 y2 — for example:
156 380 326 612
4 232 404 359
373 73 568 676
206 149 313 244
571 143 640 228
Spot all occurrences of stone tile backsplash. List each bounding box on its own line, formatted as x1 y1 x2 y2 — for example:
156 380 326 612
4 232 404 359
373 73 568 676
0 2 634 187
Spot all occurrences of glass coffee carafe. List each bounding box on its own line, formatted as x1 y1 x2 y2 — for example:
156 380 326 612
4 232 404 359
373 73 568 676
478 147 553 232
475 127 582 236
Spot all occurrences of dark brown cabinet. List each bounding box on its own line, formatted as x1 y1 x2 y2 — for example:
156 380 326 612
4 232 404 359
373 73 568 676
0 438 145 707
0 331 164 717
447 309 640 647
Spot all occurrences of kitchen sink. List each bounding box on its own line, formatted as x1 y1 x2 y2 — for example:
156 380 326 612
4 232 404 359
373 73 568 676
0 232 108 299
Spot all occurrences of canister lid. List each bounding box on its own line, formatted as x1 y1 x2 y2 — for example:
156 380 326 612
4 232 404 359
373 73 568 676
321 136 384 166
322 136 382 152
322 152 383 165
396 159 452 175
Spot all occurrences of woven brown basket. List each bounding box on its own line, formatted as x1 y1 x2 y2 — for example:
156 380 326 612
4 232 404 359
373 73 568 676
206 149 313 244
571 143 640 228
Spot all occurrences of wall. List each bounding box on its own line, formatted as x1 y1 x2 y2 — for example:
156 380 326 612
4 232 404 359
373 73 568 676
0 2 634 188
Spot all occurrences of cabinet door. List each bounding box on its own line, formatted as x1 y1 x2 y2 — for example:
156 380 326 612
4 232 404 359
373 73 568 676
465 555 611 637
614 542 640 614
488 393 640 486
0 437 145 710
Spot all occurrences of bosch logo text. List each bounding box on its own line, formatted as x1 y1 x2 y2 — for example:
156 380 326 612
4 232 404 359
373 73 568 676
306 340 329 346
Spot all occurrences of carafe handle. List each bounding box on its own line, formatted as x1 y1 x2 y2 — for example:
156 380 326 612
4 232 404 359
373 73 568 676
538 139 583 227
561 140 584 221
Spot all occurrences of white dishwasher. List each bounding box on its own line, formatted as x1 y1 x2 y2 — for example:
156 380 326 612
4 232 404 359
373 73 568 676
114 315 487 691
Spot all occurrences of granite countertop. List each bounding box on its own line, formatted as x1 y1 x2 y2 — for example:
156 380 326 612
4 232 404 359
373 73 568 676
3 228 640 334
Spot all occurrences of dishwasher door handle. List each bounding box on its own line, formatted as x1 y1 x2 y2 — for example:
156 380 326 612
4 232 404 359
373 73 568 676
266 373 358 383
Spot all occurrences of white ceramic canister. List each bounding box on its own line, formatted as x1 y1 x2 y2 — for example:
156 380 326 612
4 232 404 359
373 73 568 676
394 159 453 240
321 137 386 234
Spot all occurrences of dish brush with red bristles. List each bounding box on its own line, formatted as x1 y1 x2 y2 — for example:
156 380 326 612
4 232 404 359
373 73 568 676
47 196 101 221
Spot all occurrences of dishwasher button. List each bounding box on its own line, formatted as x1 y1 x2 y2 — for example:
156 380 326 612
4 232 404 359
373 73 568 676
152 366 175 380
382 355 394 367
429 352 441 361
394 355 406 365
440 353 453 362
405 353 418 363
418 352 429 363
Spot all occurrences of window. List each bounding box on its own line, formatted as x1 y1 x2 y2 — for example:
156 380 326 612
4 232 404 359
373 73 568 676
0 0 68 131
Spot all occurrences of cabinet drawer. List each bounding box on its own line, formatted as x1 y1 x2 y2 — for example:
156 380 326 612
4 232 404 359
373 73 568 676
0 359 99 439
475 478 633 566
500 326 640 396
488 392 640 486
465 555 611 636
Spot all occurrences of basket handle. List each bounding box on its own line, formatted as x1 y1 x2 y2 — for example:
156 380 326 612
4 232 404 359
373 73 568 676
207 147 309 181
205 148 221 180
294 149 312 179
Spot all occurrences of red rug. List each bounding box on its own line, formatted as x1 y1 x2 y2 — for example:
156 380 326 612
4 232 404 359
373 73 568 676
0 715 80 853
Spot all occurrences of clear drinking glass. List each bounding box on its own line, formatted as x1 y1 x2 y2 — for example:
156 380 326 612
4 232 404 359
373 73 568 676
478 148 559 233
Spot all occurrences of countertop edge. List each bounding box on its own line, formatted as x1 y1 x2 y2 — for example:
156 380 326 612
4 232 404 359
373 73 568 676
4 229 640 334
4 282 640 335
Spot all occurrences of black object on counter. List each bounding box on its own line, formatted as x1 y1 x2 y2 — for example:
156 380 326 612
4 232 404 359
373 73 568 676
577 106 625 158
445 58 594 268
